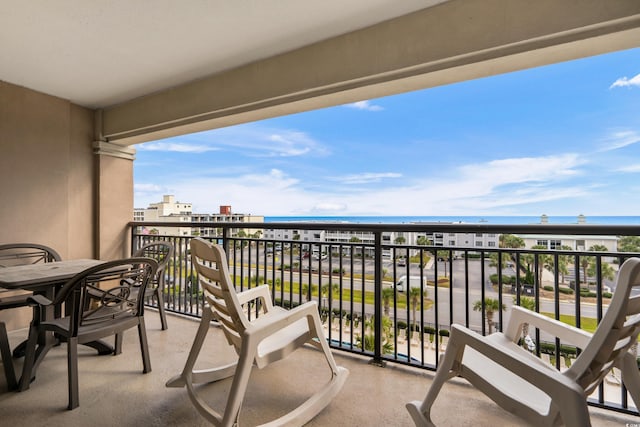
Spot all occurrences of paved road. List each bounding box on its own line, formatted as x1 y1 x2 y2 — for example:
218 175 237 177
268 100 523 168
241 249 608 332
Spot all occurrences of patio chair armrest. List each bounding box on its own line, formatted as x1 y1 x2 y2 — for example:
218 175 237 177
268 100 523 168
245 301 320 341
236 285 274 312
0 292 32 309
451 324 584 398
26 294 53 307
505 306 592 348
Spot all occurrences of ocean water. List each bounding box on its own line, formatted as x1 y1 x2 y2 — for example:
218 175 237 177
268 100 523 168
265 215 640 225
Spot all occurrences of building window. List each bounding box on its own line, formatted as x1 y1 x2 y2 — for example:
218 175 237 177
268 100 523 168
550 239 562 249
476 233 483 237
536 240 548 247
488 241 496 247
449 240 455 245
475 241 483 247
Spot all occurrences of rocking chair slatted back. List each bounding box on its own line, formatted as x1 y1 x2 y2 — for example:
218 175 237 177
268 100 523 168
190 238 247 350
569 257 640 394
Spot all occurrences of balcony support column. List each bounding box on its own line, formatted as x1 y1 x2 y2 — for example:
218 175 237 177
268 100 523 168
93 140 136 260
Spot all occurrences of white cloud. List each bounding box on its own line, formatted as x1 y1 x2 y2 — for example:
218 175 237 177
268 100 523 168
137 153 592 216
266 132 316 156
137 142 218 153
610 73 640 89
332 172 402 184
134 183 164 192
312 203 348 213
166 125 327 158
134 183 170 209
616 164 640 173
458 154 582 184
345 100 384 111
599 130 640 151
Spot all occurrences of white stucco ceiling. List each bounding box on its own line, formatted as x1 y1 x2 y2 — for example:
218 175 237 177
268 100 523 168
0 0 446 109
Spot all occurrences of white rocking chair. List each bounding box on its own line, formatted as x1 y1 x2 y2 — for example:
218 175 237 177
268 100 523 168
166 238 348 426
407 257 640 427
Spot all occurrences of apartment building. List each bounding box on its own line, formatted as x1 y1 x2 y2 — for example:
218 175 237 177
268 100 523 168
134 195 193 236
192 205 264 238
134 196 264 237
516 215 618 252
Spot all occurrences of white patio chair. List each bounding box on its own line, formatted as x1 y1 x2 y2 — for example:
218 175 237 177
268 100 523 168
407 257 640 427
166 238 348 427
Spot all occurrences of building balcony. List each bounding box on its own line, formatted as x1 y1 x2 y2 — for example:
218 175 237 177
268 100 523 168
0 311 631 426
124 220 640 423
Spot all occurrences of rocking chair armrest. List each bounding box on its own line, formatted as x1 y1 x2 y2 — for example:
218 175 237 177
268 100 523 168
451 324 585 399
236 285 274 311
505 306 592 348
245 301 320 342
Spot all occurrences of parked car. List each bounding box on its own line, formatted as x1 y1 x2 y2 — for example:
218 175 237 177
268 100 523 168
394 275 427 292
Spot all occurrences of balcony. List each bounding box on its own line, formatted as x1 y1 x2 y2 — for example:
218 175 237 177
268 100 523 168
127 220 640 421
0 311 631 426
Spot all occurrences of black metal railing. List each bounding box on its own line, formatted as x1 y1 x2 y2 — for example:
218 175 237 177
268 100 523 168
129 220 640 415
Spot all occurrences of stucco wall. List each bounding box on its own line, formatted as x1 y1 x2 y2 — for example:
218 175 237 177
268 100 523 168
0 81 95 329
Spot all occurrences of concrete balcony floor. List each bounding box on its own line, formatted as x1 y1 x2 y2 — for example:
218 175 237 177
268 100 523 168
0 311 636 427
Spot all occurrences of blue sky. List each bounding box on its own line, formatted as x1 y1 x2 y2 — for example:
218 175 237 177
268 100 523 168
134 48 640 216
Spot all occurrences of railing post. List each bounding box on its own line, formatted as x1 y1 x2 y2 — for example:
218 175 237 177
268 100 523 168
371 231 385 367
130 225 136 255
222 226 230 254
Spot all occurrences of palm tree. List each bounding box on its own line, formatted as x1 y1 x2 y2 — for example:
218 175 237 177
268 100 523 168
587 261 615 290
499 234 525 249
554 245 573 285
473 298 506 335
356 315 394 354
618 236 640 252
499 234 525 276
436 250 451 277
488 252 512 270
409 287 432 339
580 245 610 288
381 287 394 317
416 236 431 246
580 256 592 287
530 245 553 287
301 283 317 302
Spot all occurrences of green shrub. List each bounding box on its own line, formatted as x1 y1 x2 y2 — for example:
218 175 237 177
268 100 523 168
522 271 535 285
539 341 578 357
543 285 554 292
489 274 515 285
558 287 574 295
423 326 436 335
